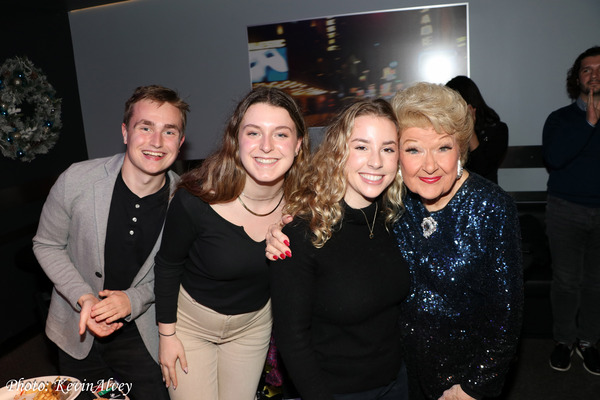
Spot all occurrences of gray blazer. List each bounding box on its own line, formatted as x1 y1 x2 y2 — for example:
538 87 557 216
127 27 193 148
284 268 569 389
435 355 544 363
33 153 178 363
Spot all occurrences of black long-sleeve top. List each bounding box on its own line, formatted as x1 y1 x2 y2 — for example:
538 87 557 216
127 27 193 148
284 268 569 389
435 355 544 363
154 188 270 323
466 121 508 184
269 202 410 400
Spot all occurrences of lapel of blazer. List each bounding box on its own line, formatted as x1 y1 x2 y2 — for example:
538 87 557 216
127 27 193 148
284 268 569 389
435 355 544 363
94 154 125 274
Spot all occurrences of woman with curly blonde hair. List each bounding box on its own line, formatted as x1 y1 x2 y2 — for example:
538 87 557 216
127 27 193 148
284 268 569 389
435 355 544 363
269 98 410 400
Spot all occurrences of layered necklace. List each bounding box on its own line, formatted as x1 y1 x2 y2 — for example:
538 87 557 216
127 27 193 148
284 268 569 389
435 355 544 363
358 202 378 239
238 188 284 217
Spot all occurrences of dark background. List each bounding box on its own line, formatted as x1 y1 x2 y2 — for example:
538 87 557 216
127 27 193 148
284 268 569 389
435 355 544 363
0 0 125 345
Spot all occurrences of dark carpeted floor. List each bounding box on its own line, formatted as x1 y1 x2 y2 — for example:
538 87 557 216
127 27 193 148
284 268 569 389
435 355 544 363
499 338 600 400
1 329 598 399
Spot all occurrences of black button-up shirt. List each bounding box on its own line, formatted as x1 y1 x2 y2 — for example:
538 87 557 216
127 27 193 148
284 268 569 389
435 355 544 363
104 172 170 290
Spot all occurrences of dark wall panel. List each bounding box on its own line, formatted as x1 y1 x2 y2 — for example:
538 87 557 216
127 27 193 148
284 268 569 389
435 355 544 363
0 9 88 345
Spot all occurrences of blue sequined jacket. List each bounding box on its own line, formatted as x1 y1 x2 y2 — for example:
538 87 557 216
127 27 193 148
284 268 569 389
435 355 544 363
394 172 523 400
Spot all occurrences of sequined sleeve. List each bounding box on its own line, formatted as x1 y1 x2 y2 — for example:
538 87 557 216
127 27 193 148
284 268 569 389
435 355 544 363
394 173 524 399
460 187 523 398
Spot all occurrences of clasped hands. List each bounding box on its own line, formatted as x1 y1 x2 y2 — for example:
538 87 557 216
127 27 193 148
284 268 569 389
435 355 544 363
78 290 131 337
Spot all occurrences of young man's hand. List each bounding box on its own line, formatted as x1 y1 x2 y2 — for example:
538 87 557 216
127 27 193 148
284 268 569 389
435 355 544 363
91 290 132 323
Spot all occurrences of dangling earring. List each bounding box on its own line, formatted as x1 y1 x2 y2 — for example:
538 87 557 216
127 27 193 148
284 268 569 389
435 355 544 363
456 159 463 180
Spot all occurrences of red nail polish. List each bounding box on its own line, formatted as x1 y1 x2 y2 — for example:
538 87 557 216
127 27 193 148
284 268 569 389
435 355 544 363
280 254 286 259
273 255 278 260
285 251 291 257
284 240 290 246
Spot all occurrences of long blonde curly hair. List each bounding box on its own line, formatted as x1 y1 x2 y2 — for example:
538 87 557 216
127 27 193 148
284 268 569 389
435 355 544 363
284 98 404 248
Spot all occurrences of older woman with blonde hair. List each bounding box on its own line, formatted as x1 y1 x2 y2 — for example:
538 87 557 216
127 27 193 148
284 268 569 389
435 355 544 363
392 82 522 400
269 98 411 400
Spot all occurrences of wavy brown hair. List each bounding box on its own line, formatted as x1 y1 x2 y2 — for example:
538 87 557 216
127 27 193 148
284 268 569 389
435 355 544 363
284 98 404 248
178 87 310 203
392 82 473 165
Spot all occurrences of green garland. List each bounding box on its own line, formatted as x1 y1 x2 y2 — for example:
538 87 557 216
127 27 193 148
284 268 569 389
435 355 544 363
0 56 62 162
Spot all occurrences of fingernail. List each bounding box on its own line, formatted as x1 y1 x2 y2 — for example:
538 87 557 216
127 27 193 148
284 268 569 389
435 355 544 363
273 255 278 260
285 251 291 257
280 254 286 259
284 240 290 246
184 368 188 374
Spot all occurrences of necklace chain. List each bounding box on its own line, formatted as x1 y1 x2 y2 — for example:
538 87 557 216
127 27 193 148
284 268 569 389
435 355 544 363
238 192 284 217
358 202 378 239
240 188 283 201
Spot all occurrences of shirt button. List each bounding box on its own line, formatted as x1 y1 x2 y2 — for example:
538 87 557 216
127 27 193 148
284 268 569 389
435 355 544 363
132 217 137 222
95 271 102 278
129 230 134 235
135 204 140 209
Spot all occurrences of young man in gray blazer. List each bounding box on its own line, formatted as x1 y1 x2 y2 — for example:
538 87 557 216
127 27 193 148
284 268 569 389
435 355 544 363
33 85 189 400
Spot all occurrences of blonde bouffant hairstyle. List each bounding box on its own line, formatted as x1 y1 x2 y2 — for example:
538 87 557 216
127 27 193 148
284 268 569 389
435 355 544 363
284 98 404 248
392 82 473 164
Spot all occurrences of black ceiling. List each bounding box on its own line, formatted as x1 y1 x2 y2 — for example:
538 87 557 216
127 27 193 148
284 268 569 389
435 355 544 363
7 0 129 13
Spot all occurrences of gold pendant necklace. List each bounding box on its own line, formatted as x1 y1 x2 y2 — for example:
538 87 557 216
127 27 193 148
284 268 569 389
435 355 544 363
358 202 378 239
238 192 284 217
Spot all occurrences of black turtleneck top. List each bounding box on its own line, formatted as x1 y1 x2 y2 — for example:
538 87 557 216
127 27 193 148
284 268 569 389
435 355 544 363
269 201 410 400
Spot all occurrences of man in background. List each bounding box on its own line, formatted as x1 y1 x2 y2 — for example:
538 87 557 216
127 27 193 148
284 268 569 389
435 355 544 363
543 46 600 375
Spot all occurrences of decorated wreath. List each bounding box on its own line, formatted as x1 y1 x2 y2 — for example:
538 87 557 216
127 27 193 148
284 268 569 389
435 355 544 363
0 56 62 162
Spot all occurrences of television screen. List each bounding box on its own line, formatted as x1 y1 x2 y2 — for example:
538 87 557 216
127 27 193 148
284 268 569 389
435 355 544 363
247 3 468 126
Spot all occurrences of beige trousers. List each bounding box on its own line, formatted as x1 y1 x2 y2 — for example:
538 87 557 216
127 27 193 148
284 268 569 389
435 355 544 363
168 288 272 400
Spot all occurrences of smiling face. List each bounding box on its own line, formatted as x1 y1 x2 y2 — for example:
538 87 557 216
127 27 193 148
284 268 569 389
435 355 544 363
343 115 399 209
121 99 185 181
399 125 465 211
578 54 600 98
238 103 302 189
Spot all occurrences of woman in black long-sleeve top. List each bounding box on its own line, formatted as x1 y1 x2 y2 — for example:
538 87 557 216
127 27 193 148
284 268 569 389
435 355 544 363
269 98 410 400
154 87 310 400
